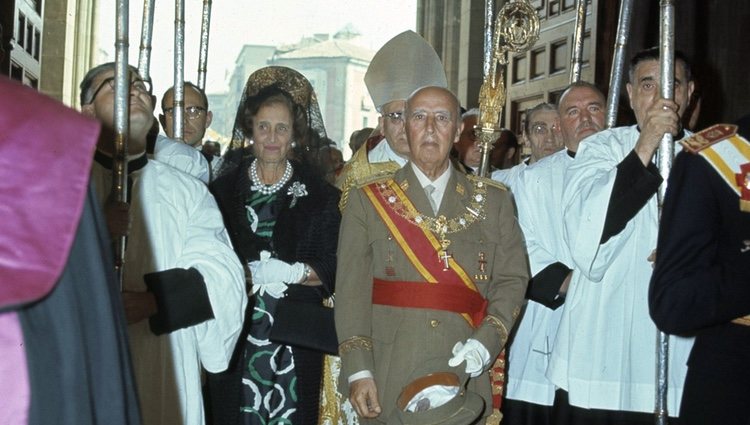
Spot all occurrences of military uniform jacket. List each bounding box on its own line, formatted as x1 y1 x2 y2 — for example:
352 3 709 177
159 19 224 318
650 147 750 424
335 164 528 421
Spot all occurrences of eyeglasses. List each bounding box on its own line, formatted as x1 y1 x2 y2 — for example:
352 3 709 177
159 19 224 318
163 105 208 120
384 111 404 124
530 123 553 136
86 76 152 104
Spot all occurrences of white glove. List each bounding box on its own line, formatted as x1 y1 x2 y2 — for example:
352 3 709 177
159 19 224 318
250 250 306 285
447 338 491 378
250 279 288 299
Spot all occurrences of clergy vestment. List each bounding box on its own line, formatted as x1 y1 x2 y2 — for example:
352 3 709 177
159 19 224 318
506 150 574 413
491 160 528 191
0 78 140 425
90 158 247 425
547 125 693 415
335 163 528 423
154 134 210 183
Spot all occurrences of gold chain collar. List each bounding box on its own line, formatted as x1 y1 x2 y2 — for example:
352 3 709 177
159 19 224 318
375 177 488 237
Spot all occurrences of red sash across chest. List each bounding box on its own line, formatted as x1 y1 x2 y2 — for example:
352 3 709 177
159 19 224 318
362 180 487 327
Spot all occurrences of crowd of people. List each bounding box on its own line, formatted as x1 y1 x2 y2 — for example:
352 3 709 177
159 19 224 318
1 26 748 425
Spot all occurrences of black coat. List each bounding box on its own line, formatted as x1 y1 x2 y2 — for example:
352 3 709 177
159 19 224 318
207 156 341 425
210 157 341 299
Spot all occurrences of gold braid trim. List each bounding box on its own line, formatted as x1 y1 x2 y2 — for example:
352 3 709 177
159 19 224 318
338 336 373 354
468 173 508 191
318 355 341 424
512 306 521 321
483 314 509 345
485 408 503 425
337 144 399 212
373 176 488 236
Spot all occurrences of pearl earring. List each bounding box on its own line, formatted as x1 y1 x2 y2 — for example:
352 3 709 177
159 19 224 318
291 141 297 148
248 139 254 146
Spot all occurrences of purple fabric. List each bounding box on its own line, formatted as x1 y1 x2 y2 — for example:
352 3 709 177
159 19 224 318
0 77 100 309
0 311 30 425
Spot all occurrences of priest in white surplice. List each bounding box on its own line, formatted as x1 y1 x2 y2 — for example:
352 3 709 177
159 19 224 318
80 62 247 425
491 103 562 191
546 48 695 423
504 82 607 425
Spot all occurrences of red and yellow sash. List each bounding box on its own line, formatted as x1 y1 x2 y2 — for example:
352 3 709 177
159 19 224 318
682 124 750 212
363 179 487 327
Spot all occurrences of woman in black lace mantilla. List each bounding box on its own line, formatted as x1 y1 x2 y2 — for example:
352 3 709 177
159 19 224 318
207 66 340 425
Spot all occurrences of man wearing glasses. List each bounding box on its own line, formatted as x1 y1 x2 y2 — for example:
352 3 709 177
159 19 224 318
491 103 563 191
154 82 213 182
79 62 246 425
159 82 213 149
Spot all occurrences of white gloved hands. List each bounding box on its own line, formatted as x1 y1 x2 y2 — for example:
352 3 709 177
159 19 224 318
447 338 491 378
248 250 306 299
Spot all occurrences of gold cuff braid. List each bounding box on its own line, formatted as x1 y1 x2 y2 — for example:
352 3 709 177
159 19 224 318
483 314 509 344
338 336 373 354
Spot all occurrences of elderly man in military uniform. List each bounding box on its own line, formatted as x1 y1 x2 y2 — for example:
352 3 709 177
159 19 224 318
335 86 528 424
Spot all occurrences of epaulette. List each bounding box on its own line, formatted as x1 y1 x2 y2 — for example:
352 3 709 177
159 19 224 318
354 170 395 188
684 124 750 212
680 124 737 154
467 173 508 191
337 143 400 211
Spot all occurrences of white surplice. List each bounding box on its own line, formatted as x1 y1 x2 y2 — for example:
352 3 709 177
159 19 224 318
91 158 246 425
491 160 527 191
154 134 210 183
547 125 693 414
506 150 572 406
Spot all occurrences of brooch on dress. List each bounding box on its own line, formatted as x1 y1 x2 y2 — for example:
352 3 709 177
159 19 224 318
287 181 308 208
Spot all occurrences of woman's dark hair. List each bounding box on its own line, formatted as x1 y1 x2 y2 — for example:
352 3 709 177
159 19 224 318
240 84 308 147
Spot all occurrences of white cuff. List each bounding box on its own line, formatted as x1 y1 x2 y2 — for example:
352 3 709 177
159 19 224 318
348 370 373 384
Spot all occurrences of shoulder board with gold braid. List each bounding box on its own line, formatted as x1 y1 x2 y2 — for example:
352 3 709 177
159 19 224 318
337 144 399 211
339 167 396 212
467 173 508 191
680 123 739 153
354 169 395 188
680 123 750 212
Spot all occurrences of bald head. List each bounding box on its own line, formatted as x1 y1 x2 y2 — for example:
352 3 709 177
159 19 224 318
404 86 463 178
557 82 606 151
406 86 462 122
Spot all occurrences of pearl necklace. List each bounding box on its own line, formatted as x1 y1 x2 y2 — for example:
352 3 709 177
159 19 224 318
250 159 293 195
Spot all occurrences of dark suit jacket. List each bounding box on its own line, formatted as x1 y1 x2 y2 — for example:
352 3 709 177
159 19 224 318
335 163 528 422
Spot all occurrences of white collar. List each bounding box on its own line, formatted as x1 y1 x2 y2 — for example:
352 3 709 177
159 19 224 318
368 139 408 166
411 162 451 191
411 162 451 213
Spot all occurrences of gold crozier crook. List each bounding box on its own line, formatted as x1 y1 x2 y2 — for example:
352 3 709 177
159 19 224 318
476 0 540 177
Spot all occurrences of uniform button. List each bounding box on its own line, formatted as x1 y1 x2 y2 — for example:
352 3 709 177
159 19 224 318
430 319 440 328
